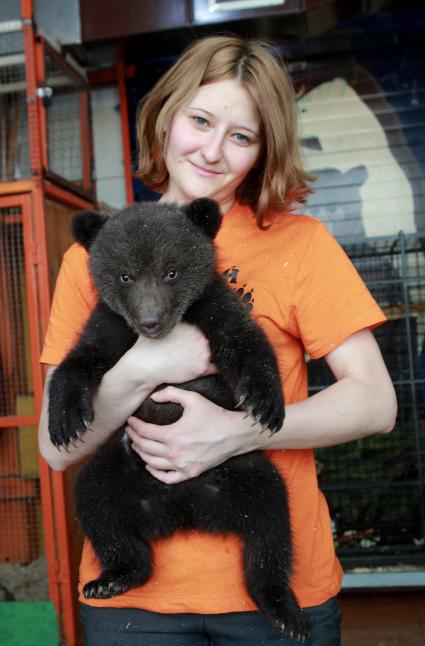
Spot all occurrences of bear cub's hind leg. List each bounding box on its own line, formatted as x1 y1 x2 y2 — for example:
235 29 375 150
83 539 153 599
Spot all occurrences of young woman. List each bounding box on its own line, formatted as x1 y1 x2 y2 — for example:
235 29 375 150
38 36 397 645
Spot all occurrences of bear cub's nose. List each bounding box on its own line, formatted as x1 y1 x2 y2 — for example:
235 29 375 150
139 317 162 336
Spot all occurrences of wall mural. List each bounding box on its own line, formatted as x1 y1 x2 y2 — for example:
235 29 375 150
299 76 416 239
298 67 424 240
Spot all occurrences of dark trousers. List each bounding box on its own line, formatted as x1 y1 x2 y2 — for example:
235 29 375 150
80 597 341 646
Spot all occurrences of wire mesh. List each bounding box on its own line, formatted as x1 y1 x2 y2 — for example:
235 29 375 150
0 205 46 600
311 232 425 566
0 28 30 182
44 50 85 187
0 207 27 416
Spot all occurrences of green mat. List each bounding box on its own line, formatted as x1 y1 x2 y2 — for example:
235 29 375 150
0 601 60 646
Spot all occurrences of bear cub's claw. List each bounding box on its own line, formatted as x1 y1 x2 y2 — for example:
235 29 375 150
278 608 310 642
236 362 285 433
48 388 93 449
268 602 310 642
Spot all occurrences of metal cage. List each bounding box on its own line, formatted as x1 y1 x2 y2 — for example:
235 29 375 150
310 232 425 568
0 197 47 602
0 9 96 643
0 26 30 182
43 44 92 194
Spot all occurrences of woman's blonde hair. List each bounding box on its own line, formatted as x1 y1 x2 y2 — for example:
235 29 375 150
136 35 312 227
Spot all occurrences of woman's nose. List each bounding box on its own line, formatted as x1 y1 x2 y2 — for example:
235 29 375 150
201 132 224 163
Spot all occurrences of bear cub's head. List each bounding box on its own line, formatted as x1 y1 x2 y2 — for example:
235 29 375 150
72 198 222 338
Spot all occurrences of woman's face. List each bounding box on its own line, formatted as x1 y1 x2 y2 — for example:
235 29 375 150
161 79 262 212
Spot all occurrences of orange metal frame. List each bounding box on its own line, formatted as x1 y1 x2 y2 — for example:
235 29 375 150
17 1 95 644
0 186 61 612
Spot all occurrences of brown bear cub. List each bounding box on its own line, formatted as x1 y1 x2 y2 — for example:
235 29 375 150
48 198 309 641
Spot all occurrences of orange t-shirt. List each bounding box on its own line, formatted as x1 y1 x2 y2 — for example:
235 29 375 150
40 202 385 612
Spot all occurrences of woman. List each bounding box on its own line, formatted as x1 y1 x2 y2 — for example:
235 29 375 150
39 36 397 645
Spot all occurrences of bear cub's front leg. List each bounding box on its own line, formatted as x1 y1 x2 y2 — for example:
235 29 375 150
189 279 285 435
48 303 135 449
48 358 97 449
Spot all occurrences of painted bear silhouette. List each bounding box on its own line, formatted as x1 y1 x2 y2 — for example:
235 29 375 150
48 198 309 640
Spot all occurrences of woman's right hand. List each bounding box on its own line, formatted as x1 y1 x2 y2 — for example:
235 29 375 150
118 322 216 389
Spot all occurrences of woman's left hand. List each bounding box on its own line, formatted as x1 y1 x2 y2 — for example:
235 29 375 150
125 386 261 484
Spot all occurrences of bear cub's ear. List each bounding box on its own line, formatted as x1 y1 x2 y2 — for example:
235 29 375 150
184 198 222 240
72 210 109 250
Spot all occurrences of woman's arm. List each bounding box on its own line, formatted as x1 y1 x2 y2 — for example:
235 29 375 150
127 328 397 483
39 323 214 471
268 328 397 447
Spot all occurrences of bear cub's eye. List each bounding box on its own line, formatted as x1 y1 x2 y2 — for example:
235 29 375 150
120 272 131 285
165 269 178 282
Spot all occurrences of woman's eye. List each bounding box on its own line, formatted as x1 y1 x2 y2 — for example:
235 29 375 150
166 269 178 281
233 132 250 145
120 272 130 284
193 116 208 127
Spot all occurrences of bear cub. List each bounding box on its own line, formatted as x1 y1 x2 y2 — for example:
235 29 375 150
48 198 309 640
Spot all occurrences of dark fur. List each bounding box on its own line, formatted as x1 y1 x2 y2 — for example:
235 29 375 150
48 199 309 640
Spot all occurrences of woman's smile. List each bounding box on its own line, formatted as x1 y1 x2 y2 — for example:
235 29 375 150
188 160 224 177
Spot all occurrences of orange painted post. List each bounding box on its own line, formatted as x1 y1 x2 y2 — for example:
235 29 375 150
18 3 97 643
21 0 60 607
80 90 93 194
35 38 48 170
20 191 61 598
21 2 78 644
117 43 134 205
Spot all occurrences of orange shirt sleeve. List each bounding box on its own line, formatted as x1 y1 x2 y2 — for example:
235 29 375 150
292 221 386 359
40 243 98 365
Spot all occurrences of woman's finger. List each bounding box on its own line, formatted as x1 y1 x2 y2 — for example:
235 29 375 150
126 428 167 457
145 465 189 484
132 450 173 471
150 386 199 406
126 416 171 442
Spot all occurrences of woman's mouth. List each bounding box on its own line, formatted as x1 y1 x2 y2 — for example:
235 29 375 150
189 161 222 177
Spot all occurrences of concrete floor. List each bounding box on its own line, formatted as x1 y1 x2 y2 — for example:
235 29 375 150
340 592 425 645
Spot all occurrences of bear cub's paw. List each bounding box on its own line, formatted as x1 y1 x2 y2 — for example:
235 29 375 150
83 574 132 599
277 608 310 643
236 359 285 434
269 594 311 642
49 379 94 449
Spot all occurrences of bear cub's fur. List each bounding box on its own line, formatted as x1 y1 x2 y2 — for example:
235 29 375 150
48 198 309 640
